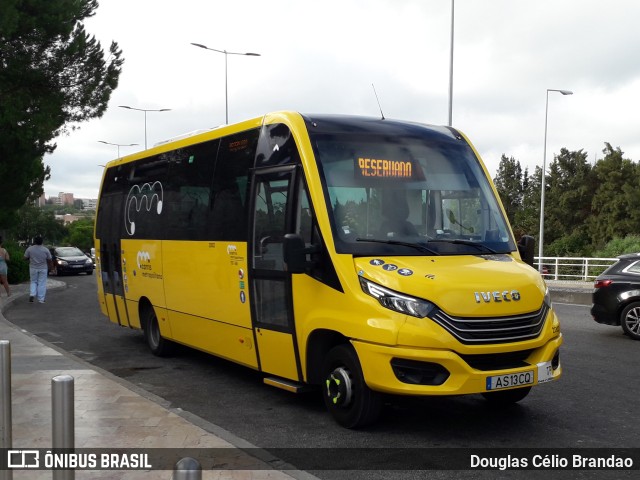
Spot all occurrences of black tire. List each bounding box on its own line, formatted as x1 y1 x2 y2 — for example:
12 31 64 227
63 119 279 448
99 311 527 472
482 386 531 406
321 344 382 428
56 267 64 276
620 301 640 340
142 305 174 356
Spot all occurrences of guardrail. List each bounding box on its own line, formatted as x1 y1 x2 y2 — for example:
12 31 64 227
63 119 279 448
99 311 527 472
535 256 617 282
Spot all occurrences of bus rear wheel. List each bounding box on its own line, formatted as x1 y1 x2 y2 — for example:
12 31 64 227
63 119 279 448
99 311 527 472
481 386 531 405
142 306 174 357
321 344 382 428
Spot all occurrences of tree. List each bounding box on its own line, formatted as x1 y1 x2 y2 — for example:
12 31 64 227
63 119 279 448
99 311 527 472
0 0 123 228
589 144 639 247
544 148 593 246
493 155 523 223
65 217 94 252
516 166 541 239
12 204 66 245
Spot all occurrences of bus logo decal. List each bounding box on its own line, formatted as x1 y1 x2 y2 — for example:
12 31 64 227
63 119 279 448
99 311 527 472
137 251 152 270
124 181 164 236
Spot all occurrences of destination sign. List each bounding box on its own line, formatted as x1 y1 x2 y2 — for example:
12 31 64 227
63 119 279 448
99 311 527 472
357 157 413 178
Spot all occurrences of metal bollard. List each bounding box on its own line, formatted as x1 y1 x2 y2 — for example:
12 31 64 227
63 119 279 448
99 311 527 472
52 374 74 480
172 457 201 480
0 340 13 480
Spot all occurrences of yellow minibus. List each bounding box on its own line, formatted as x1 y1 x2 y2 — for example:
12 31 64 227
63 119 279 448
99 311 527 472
95 111 562 428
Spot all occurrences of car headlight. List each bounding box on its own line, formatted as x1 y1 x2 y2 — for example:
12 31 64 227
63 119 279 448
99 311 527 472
56 259 68 266
85 258 93 265
359 277 434 318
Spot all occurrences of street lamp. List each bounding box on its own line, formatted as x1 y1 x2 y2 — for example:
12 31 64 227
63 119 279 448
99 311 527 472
97 140 139 158
191 43 261 124
538 88 573 273
118 106 171 149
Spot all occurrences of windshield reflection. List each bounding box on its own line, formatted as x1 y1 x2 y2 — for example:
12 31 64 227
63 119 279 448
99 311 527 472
310 122 515 256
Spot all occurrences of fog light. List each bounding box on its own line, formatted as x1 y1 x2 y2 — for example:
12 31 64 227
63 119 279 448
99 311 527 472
390 358 450 386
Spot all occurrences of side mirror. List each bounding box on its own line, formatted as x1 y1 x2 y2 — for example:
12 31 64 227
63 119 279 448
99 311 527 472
283 234 311 274
517 235 535 268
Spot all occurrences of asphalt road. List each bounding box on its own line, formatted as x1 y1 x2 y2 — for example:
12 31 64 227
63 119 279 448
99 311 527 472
4 274 639 479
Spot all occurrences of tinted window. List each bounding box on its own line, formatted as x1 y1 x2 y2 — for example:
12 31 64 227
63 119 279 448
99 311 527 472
165 140 219 240
124 156 169 239
624 261 640 275
96 164 129 241
256 123 299 168
210 129 259 240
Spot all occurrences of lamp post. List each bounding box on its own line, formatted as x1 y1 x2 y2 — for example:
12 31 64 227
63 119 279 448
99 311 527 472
191 43 261 124
97 140 139 158
118 106 171 149
538 88 573 272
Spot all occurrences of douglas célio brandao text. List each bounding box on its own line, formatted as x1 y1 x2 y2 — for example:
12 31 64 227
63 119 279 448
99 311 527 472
470 453 635 470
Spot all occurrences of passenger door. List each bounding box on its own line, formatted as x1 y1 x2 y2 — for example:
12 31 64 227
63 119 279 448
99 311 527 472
96 190 130 327
249 165 302 380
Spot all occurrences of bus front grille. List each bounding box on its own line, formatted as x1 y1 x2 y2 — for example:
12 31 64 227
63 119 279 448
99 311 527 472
429 305 549 345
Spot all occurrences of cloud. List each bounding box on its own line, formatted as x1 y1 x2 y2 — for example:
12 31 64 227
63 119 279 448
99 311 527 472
43 0 640 199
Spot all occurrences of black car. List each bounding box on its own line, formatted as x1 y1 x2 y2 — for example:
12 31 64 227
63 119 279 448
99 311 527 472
49 246 94 276
591 253 640 340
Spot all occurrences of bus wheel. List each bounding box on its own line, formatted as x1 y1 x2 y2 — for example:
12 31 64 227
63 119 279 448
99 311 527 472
481 386 531 405
321 344 382 428
142 306 174 357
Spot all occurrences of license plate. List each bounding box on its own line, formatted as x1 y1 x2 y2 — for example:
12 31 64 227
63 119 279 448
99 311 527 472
536 360 554 384
72 265 83 268
486 370 534 390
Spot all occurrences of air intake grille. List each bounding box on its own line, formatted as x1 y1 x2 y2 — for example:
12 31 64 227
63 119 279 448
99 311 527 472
429 305 549 345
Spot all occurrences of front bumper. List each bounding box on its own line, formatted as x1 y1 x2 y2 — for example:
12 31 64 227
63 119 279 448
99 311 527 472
353 334 563 396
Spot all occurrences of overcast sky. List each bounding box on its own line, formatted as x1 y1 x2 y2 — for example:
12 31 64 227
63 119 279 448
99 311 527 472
44 0 640 199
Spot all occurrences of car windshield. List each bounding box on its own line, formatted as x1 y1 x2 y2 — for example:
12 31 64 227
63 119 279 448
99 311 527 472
55 247 85 257
309 121 515 256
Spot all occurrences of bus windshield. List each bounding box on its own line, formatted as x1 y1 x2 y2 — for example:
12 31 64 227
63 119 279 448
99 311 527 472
311 126 516 256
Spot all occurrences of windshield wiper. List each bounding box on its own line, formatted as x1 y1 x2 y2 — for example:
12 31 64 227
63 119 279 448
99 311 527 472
428 239 498 254
355 238 440 255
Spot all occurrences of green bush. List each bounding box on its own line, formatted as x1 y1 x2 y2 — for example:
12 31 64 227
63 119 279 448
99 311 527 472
594 235 640 258
4 242 29 285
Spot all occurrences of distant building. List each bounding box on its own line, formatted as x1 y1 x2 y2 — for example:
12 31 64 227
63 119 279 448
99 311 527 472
55 214 82 225
43 192 97 209
58 192 75 206
79 198 97 209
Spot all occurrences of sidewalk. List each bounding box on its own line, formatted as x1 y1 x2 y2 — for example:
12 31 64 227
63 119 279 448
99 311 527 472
0 281 315 480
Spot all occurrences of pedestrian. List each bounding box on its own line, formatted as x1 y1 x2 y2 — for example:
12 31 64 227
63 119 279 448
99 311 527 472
24 235 52 303
0 237 10 297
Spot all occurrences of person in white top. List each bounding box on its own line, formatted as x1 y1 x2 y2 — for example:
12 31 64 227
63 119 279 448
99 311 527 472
24 236 53 303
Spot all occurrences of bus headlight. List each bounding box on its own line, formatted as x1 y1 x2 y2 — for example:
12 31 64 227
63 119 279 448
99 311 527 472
359 277 434 318
544 287 552 308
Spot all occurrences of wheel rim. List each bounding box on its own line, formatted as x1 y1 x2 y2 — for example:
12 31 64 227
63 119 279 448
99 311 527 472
325 367 353 407
625 306 640 335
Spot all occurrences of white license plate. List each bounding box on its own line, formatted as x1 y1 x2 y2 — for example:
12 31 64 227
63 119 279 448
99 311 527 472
486 370 534 390
72 265 83 268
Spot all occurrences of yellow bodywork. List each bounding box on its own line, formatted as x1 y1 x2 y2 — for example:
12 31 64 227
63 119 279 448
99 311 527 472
95 111 562 399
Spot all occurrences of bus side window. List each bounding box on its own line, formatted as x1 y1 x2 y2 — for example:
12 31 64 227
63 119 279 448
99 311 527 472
296 180 313 245
165 142 218 240
211 129 259 241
